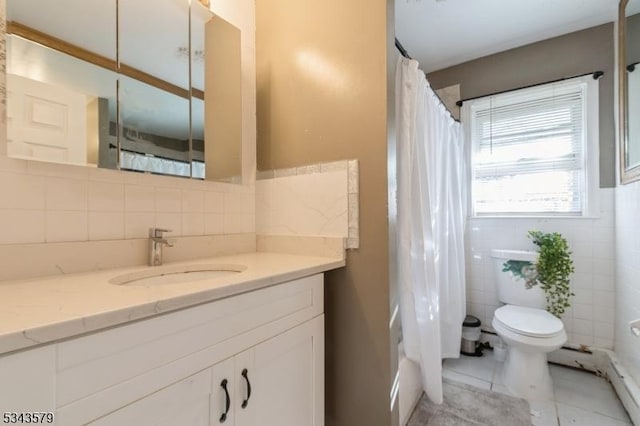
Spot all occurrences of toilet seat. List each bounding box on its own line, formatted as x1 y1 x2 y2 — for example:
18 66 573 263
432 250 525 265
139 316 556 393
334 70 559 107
494 305 564 338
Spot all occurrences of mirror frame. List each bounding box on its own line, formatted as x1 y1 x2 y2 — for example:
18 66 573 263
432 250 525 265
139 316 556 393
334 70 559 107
619 0 640 184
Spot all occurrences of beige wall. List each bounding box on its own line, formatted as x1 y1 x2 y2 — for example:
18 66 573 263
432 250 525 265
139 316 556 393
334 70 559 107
427 23 616 188
255 0 392 425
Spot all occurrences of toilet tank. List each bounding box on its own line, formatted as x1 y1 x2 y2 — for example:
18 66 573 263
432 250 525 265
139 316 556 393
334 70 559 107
491 249 546 309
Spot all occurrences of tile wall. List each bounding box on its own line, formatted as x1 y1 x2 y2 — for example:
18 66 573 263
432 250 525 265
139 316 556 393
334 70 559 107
0 158 255 244
466 188 616 349
615 180 640 384
256 160 359 248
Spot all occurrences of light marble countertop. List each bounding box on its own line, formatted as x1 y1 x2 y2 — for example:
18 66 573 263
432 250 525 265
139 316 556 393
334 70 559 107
0 252 345 355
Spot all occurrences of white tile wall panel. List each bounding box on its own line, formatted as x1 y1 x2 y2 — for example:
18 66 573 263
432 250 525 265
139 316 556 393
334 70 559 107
256 160 360 248
615 181 640 385
466 188 616 349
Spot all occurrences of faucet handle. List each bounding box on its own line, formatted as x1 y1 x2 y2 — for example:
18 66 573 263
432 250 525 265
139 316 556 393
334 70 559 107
149 227 172 238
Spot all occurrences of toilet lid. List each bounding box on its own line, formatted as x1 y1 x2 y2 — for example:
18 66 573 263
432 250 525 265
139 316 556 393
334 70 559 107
494 305 564 338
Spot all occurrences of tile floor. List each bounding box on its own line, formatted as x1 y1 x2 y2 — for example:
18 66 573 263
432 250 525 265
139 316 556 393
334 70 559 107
442 354 633 426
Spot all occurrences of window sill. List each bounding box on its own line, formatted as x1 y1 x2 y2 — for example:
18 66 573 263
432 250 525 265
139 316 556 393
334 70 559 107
469 215 601 220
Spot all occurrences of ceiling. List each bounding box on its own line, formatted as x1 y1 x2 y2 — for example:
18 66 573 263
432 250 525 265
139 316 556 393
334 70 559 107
395 0 620 73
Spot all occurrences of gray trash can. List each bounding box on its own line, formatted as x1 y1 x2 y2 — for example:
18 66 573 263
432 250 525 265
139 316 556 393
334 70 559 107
461 315 482 356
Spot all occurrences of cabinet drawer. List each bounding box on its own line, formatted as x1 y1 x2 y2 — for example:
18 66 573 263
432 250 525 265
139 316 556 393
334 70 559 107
87 369 211 426
56 274 323 414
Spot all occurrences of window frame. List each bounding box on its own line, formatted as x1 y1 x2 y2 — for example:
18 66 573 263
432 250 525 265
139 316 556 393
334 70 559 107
461 75 600 218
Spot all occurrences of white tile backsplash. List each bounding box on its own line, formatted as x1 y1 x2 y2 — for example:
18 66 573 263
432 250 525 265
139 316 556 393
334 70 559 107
124 212 156 239
466 188 616 349
181 189 205 213
224 213 254 234
154 187 182 213
204 191 224 213
27 160 89 180
0 172 45 209
88 167 127 184
89 181 125 212
125 184 155 212
204 213 225 235
182 213 205 236
89 211 125 241
154 212 181 236
0 165 255 245
224 192 255 214
46 178 88 211
0 209 45 244
46 211 88 243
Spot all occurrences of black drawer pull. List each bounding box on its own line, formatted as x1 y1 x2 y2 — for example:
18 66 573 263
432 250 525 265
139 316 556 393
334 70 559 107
241 368 252 408
220 379 231 423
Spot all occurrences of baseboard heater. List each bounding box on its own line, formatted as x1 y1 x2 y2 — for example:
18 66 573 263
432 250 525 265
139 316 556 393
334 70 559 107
608 356 640 425
480 329 592 353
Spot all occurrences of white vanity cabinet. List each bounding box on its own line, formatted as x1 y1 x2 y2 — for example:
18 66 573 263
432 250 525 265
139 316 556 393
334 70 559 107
0 274 324 426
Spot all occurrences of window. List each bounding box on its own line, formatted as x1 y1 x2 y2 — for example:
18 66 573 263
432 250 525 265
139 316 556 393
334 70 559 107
463 75 599 217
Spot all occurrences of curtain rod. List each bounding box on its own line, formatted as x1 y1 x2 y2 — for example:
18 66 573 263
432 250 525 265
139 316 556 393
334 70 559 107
395 38 412 59
455 70 604 107
395 38 460 123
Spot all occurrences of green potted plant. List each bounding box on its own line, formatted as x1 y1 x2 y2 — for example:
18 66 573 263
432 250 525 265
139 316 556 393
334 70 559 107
501 230 574 317
528 230 575 317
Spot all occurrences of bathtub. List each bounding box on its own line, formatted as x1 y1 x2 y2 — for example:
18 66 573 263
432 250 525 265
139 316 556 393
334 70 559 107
398 343 423 425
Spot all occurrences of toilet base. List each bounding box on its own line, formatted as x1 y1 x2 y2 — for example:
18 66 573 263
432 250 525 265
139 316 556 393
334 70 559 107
501 346 554 401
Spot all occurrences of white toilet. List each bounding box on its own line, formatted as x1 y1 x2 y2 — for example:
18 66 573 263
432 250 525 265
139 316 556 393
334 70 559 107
491 249 567 401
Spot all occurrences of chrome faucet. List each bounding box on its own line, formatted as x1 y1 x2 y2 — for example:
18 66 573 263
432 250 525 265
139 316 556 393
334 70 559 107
149 228 173 266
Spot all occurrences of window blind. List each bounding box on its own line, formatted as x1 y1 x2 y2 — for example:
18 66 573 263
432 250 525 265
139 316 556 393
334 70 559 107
470 80 587 215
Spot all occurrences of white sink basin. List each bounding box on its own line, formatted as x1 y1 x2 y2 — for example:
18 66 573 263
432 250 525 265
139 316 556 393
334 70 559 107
109 264 246 286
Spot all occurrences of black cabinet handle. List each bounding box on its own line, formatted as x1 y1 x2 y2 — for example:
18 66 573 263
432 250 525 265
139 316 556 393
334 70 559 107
241 368 252 408
220 379 231 423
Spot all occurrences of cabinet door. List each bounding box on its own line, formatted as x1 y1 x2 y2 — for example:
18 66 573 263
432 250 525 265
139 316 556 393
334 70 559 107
236 316 324 426
0 345 55 416
89 370 211 426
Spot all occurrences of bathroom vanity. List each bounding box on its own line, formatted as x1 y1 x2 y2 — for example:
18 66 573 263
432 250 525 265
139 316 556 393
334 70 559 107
0 252 343 425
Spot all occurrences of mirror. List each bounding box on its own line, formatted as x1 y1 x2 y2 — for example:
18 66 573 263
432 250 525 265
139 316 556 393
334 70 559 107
5 0 242 182
620 0 640 183
6 0 117 167
118 0 194 178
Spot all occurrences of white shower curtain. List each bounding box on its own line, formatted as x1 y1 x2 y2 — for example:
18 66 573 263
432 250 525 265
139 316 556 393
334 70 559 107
396 57 466 404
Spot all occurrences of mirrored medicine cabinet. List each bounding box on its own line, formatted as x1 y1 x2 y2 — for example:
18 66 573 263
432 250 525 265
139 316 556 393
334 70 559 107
619 0 640 183
5 0 242 183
